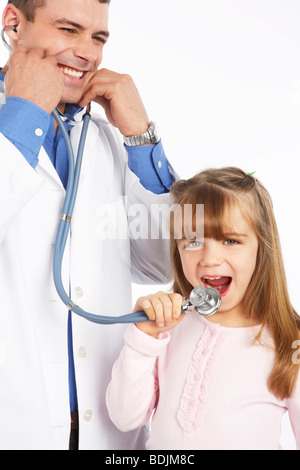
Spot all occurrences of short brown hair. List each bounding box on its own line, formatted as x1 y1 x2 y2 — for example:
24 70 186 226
7 0 111 22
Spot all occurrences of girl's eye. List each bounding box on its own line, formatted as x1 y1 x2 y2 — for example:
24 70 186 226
185 240 203 250
224 239 239 245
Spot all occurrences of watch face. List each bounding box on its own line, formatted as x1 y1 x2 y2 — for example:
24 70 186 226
149 123 160 143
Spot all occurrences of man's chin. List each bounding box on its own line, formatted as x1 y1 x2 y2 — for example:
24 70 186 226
59 90 85 108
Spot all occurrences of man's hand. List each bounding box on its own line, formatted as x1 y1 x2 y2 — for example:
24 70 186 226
78 68 150 136
134 292 187 338
4 45 64 115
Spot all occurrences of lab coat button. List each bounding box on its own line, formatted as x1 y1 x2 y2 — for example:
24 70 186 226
78 347 86 359
35 128 43 137
158 161 162 168
83 410 93 422
74 287 83 298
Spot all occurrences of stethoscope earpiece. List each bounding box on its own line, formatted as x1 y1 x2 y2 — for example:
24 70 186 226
1 26 18 54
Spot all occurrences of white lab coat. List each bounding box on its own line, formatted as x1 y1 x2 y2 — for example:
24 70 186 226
0 95 172 449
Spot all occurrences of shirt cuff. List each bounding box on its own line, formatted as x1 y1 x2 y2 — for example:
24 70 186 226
125 140 175 194
0 97 50 169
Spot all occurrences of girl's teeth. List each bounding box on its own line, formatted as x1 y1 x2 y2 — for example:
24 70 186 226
202 276 232 294
61 67 83 79
204 277 221 280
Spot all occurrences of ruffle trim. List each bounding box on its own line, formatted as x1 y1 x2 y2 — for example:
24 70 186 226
177 322 226 432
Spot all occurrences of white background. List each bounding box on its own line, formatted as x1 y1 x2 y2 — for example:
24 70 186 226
0 0 299 449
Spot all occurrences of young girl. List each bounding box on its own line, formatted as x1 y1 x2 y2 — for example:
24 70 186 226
106 167 300 450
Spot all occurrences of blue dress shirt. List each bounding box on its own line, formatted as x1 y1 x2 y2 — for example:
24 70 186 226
0 71 174 413
0 72 174 193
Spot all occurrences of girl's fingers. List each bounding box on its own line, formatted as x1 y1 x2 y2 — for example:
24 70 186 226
169 293 184 320
135 292 183 328
134 297 155 321
144 294 165 327
155 292 173 327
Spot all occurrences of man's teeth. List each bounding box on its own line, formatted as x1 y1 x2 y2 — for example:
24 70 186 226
61 67 84 79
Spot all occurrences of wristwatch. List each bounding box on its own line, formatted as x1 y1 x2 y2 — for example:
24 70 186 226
123 121 160 146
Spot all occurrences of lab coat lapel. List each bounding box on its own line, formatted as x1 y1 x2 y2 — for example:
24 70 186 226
37 146 65 191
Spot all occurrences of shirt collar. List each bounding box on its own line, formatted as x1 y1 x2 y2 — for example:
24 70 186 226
62 104 85 125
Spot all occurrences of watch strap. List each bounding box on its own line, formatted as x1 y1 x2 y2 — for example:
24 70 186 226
123 121 160 146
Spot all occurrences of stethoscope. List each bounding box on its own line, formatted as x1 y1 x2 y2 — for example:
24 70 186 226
1 27 222 324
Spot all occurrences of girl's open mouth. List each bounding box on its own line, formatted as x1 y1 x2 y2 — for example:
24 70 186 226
201 276 232 296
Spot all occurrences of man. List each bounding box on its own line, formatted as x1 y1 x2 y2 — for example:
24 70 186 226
0 0 174 450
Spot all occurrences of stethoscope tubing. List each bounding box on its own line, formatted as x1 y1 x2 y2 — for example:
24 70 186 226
52 109 154 324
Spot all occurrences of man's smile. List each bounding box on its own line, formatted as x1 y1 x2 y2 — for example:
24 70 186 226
58 64 89 80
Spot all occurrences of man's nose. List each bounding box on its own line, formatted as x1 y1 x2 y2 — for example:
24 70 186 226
74 37 99 63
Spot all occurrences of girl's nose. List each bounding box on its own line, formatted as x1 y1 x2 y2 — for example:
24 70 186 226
198 241 223 267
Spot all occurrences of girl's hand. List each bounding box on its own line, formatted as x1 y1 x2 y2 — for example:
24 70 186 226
133 292 186 338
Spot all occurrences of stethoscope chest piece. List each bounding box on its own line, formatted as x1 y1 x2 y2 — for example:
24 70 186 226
183 286 222 317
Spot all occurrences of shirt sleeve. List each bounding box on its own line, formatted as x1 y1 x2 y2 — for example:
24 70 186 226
0 97 50 169
125 140 175 194
106 324 170 432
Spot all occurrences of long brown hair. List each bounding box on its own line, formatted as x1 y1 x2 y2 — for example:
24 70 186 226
169 167 300 400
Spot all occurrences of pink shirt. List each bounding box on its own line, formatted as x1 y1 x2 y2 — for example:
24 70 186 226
106 310 300 450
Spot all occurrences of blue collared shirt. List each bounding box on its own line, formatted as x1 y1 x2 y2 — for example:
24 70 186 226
0 72 174 193
0 71 174 413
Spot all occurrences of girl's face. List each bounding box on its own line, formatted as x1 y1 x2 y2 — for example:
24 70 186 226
177 203 259 325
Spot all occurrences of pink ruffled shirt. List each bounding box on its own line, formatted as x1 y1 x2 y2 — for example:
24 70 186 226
106 310 300 450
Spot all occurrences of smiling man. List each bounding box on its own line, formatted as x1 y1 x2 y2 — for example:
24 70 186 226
0 0 175 450
2 0 150 135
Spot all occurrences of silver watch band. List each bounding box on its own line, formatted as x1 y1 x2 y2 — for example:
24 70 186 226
123 121 160 146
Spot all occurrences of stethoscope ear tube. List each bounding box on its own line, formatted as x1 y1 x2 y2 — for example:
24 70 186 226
1 26 14 55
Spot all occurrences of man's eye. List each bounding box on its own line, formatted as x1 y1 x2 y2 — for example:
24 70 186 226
60 28 77 34
93 37 106 45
